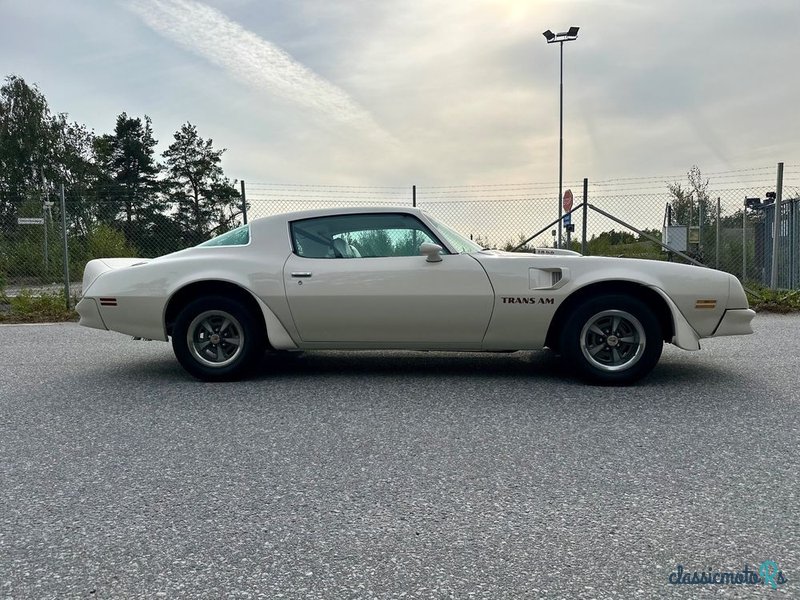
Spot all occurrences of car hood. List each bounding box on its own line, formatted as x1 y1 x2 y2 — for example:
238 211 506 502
479 248 582 257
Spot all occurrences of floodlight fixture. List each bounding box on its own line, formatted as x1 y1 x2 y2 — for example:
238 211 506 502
543 25 581 246
543 26 580 43
744 197 762 210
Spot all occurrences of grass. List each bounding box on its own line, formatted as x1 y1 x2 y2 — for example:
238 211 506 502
0 289 79 323
746 286 800 313
0 285 797 325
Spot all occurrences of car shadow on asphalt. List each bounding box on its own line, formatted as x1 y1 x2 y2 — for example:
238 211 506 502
246 349 748 389
87 348 750 391
255 349 564 379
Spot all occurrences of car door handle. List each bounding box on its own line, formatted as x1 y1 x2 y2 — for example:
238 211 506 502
291 272 313 278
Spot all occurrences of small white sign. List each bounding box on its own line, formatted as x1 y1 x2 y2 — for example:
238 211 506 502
17 217 45 225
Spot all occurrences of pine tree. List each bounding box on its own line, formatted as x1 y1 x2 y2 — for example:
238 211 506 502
163 123 240 246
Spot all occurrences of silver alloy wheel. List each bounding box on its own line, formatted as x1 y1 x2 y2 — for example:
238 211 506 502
186 310 244 368
579 309 646 372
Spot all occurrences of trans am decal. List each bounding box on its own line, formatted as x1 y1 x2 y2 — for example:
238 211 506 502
501 297 555 305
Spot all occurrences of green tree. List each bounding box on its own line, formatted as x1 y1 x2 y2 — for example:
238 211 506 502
163 123 241 246
351 229 394 257
93 113 163 241
502 233 536 252
667 165 713 228
53 118 101 236
0 75 100 282
0 75 61 230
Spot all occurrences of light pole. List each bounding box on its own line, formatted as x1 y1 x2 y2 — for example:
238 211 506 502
543 26 579 248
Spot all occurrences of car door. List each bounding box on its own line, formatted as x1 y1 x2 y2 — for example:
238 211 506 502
283 212 494 346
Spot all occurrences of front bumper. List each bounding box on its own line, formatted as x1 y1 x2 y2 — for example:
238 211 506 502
713 308 756 337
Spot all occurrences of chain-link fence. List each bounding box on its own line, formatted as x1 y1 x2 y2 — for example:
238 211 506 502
2 165 799 300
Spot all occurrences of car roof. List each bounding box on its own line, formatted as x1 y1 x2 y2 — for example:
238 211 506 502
251 205 424 225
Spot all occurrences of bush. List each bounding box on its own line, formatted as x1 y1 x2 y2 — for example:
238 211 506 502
68 223 139 280
0 289 78 323
747 287 800 313
85 223 138 259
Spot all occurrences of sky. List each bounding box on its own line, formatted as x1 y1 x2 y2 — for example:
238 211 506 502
1 0 799 191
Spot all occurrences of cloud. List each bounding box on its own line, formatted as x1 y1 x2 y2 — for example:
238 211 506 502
127 0 390 140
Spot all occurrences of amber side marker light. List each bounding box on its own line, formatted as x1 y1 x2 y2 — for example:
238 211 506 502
695 299 717 309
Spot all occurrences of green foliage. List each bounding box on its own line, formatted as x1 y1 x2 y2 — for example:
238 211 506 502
0 75 97 235
343 229 437 257
163 122 241 247
1 75 245 281
0 75 55 229
579 229 662 259
83 223 138 259
125 213 185 257
746 286 800 313
351 229 395 257
668 165 714 228
502 233 536 253
392 231 424 256
92 113 164 237
4 235 49 279
0 289 77 323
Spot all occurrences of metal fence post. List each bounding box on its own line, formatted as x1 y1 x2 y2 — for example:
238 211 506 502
60 184 70 310
240 180 248 225
715 197 720 269
698 201 703 256
790 198 796 289
43 191 49 280
742 208 746 282
581 178 588 255
770 162 784 288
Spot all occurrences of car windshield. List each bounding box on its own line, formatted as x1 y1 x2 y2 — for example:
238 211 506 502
425 215 483 253
197 224 250 247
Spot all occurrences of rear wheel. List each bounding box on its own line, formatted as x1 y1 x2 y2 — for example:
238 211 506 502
559 295 662 385
172 296 265 381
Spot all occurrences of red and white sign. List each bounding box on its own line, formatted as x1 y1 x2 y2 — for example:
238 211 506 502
563 189 574 213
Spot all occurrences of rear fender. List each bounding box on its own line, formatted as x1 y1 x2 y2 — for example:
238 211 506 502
252 294 298 350
81 258 151 293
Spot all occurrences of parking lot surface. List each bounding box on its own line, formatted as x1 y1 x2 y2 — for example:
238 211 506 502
1 315 798 599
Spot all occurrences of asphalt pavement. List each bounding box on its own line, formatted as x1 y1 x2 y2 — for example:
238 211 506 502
1 315 798 599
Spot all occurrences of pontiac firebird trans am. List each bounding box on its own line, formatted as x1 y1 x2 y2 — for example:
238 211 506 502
76 207 755 384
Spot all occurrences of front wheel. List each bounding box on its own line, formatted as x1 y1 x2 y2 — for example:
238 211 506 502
172 296 265 381
559 295 663 385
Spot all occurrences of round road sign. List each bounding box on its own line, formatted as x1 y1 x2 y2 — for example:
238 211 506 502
563 189 574 212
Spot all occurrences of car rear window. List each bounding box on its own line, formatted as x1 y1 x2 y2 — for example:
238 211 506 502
197 224 250 247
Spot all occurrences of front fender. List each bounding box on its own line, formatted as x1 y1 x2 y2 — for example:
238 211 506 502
647 286 701 350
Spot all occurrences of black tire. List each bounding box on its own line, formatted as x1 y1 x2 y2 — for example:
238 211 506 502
559 294 663 385
172 295 265 381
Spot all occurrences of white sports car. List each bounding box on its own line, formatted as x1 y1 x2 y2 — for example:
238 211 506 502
77 207 754 384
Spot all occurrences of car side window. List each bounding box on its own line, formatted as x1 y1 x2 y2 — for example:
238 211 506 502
291 213 445 259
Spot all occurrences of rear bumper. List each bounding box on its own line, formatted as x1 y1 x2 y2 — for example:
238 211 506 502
713 308 756 337
76 297 108 331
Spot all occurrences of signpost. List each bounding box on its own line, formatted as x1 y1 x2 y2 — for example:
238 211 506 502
17 217 45 225
563 189 574 247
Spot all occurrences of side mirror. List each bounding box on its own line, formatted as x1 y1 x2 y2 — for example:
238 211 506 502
419 242 443 263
